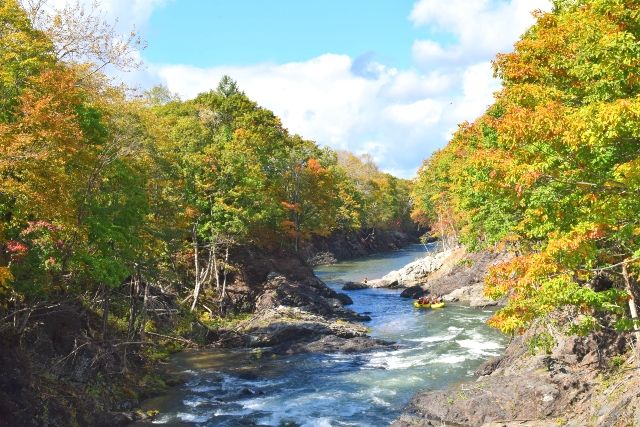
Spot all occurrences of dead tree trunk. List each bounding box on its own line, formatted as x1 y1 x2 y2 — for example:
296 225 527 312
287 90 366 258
191 224 202 312
221 245 229 299
213 237 220 293
102 284 110 341
219 245 230 315
140 279 149 341
623 262 640 360
127 272 138 339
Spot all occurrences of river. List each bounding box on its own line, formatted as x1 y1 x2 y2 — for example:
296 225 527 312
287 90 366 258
139 244 507 426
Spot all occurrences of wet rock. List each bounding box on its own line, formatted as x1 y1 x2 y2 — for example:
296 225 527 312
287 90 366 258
280 335 396 355
400 285 427 299
239 387 258 396
342 281 369 290
335 293 353 305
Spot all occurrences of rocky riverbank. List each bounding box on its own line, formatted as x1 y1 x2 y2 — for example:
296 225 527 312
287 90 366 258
382 247 640 427
344 246 511 308
0 245 396 427
394 313 639 426
213 269 392 356
300 228 420 266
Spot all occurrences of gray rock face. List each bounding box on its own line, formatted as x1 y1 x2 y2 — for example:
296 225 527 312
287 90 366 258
442 283 501 307
223 273 389 355
394 318 635 427
368 250 452 288
394 372 584 427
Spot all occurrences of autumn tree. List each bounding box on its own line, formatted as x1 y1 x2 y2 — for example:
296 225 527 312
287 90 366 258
412 0 640 343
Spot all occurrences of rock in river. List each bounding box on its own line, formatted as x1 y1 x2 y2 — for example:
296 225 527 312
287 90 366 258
399 285 427 299
342 281 369 290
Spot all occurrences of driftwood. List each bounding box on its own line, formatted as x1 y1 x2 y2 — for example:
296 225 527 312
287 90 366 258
145 331 197 346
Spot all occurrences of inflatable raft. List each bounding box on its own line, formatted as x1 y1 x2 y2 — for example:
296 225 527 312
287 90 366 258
413 301 446 309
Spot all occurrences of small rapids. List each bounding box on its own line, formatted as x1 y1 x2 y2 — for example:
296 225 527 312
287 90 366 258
138 244 507 426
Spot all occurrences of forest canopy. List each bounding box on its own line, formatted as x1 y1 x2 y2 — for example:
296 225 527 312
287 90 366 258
0 0 413 308
411 0 640 335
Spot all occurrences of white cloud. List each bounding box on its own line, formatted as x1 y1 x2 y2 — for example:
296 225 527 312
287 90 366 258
43 0 169 29
150 1 552 178
385 99 443 127
410 0 552 70
39 0 552 178
157 55 394 148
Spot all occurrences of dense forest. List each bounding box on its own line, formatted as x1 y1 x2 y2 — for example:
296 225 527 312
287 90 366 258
0 2 416 423
412 0 640 340
0 0 412 320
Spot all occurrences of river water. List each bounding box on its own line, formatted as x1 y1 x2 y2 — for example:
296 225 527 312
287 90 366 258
141 244 507 426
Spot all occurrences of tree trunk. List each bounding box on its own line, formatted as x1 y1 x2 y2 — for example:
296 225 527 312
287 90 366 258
213 239 220 293
127 272 138 339
622 262 640 360
140 280 149 341
191 224 202 312
221 245 229 299
219 245 230 315
102 284 110 341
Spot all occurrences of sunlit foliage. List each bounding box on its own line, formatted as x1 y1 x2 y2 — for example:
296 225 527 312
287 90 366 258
412 0 640 334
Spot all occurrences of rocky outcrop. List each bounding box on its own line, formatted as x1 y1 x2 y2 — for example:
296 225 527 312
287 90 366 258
400 285 428 299
300 229 420 266
370 246 511 306
342 281 370 290
426 249 512 296
394 315 638 427
442 283 504 307
218 272 390 355
368 249 452 288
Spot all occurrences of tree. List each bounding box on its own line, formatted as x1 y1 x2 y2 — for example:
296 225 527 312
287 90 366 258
412 0 640 338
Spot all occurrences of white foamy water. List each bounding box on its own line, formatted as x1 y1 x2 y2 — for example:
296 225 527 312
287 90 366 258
137 244 508 427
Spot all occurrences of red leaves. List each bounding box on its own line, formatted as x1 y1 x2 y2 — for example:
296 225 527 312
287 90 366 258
6 240 28 254
280 201 300 213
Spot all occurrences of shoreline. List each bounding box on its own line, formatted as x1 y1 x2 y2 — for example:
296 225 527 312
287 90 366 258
131 244 507 425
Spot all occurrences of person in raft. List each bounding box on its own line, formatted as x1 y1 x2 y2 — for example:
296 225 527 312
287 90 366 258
363 277 368 284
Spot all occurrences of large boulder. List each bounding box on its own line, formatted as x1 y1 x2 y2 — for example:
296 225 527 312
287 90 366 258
335 293 353 305
373 249 452 288
442 283 502 307
342 281 369 290
399 285 427 299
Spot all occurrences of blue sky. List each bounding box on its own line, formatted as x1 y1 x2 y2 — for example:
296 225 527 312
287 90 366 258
144 0 424 69
48 0 552 178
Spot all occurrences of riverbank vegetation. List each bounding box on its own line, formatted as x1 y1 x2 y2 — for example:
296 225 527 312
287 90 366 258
411 0 640 345
0 1 415 424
